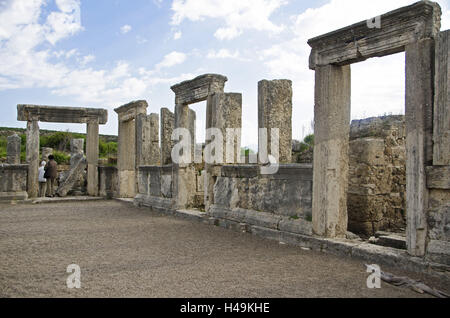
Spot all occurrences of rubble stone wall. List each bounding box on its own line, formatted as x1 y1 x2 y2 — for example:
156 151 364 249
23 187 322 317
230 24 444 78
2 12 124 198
348 116 407 236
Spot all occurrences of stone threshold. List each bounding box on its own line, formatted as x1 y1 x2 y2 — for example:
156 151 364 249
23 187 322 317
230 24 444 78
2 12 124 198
129 198 450 284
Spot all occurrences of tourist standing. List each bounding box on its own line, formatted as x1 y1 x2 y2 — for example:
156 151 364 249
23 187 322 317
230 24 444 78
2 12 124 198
45 155 58 197
38 161 47 197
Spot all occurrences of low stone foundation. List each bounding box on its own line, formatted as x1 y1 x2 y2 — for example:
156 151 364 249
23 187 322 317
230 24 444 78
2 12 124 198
0 164 28 202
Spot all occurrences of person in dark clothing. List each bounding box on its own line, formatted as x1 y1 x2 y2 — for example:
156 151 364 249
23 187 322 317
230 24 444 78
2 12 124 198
45 155 58 197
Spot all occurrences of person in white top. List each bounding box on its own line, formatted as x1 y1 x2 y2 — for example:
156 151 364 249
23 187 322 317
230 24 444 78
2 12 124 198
38 161 47 197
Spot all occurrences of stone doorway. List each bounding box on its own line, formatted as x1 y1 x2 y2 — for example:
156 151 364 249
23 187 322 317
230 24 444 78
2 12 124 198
307 1 445 257
17 104 108 198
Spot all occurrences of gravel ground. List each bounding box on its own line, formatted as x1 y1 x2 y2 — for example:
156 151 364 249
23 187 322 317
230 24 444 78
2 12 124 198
0 200 448 298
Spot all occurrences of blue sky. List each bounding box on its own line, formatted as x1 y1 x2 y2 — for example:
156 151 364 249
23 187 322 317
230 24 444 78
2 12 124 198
0 0 449 149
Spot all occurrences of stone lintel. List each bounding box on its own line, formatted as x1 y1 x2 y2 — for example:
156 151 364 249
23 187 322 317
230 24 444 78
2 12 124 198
171 74 228 105
308 1 442 69
17 104 108 124
114 100 148 122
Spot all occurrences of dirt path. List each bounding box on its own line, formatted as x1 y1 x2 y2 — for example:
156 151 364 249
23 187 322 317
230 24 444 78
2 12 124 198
0 201 448 298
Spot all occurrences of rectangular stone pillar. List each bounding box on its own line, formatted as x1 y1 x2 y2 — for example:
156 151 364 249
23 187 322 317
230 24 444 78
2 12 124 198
117 119 136 197
405 39 435 256
433 30 450 166
161 108 175 165
26 120 39 198
312 65 351 238
189 108 196 162
7 134 21 164
86 121 99 196
258 79 292 163
137 113 160 166
172 103 197 209
205 93 242 211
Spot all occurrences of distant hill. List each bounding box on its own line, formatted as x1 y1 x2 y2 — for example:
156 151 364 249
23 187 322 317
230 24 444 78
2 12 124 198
0 127 118 143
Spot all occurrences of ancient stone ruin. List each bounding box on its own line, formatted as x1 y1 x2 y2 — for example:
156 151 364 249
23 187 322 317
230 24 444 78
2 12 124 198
0 1 449 276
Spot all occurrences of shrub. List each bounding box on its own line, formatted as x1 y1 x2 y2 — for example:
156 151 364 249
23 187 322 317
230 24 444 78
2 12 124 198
52 150 71 165
99 141 118 158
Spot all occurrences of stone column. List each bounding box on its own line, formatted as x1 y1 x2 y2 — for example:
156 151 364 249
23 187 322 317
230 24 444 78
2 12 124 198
312 65 351 238
6 134 21 164
189 108 196 161
161 108 175 165
258 79 292 163
117 119 136 197
26 120 40 198
41 148 53 162
172 103 197 209
86 120 99 196
433 30 450 166
205 92 242 211
405 39 435 256
137 113 160 166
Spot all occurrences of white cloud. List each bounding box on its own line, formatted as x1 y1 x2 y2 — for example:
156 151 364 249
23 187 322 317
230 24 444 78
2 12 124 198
156 51 187 69
120 24 132 34
173 31 182 40
45 0 83 45
136 35 148 44
0 0 179 106
259 0 450 141
170 0 287 40
207 49 241 60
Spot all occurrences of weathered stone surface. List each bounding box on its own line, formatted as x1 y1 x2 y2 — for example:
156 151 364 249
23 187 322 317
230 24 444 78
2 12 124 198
6 134 21 164
70 139 84 166
405 38 435 257
98 166 118 198
137 113 160 166
427 240 450 265
26 120 39 198
213 164 312 219
312 64 350 238
171 74 227 105
115 102 146 198
348 116 407 236
86 121 99 196
428 189 450 242
56 154 87 197
114 100 147 122
161 108 175 165
209 92 242 163
0 164 28 193
426 166 450 189
433 30 450 165
41 147 53 162
161 174 173 198
258 79 292 163
17 104 108 124
307 1 442 69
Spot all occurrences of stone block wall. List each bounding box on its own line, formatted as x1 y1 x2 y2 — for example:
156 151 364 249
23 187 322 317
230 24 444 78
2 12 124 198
209 164 313 236
134 165 174 211
0 164 28 201
348 116 406 236
98 166 118 198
